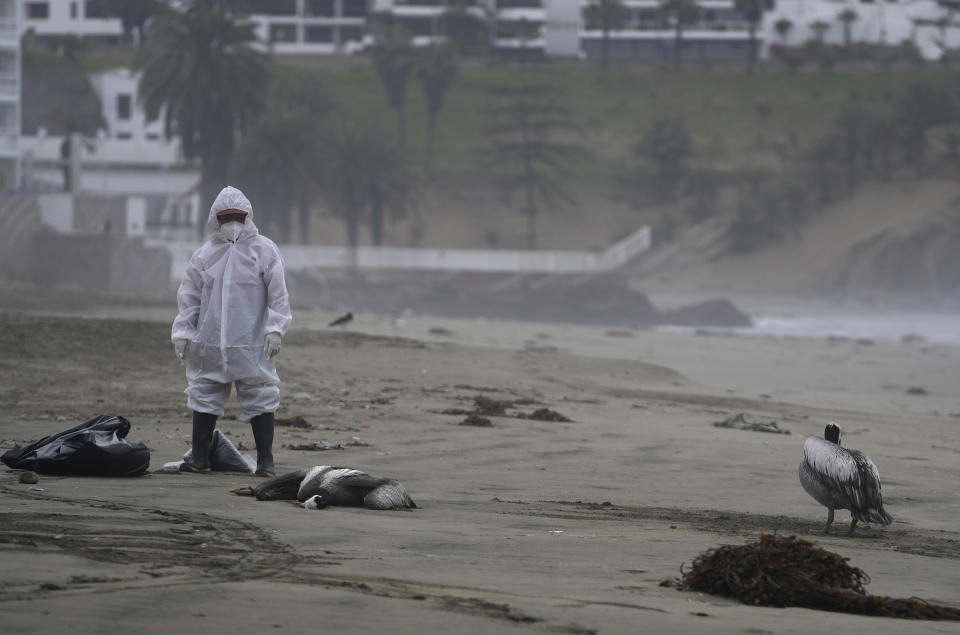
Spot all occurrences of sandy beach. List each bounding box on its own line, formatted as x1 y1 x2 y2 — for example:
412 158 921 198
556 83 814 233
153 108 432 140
1 303 959 634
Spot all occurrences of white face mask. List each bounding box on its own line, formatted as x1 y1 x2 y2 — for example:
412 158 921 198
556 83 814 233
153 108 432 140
220 221 243 242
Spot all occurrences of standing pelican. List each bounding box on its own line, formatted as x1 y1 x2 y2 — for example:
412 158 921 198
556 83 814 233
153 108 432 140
799 422 892 534
232 465 416 510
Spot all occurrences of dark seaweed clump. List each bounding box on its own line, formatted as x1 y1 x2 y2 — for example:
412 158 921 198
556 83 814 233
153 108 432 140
661 534 960 620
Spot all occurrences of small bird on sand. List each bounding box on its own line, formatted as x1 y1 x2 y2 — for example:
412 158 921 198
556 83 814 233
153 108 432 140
328 312 353 327
231 465 416 510
799 422 892 534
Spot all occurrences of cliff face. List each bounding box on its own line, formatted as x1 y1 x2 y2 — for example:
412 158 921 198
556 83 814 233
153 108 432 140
837 209 960 296
631 179 960 307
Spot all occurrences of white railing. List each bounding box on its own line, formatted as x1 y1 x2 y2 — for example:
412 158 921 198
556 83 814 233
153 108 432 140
149 225 652 283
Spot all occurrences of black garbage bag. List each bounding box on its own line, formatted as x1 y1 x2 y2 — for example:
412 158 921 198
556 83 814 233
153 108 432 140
1 415 150 476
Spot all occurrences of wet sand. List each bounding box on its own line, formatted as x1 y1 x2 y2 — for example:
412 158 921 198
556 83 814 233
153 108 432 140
1 307 960 634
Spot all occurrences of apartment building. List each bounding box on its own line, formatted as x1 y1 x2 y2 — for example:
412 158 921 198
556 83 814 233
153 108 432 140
21 0 122 40
577 0 758 62
0 0 17 191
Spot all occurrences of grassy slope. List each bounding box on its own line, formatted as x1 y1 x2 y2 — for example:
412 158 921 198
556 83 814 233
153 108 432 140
304 64 955 179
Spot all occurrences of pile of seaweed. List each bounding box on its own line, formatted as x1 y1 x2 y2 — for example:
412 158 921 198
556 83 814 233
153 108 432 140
661 534 960 620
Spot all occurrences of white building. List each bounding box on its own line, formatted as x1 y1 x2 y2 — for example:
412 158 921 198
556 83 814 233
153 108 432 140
0 0 17 191
763 0 960 61
21 0 122 40
21 67 200 241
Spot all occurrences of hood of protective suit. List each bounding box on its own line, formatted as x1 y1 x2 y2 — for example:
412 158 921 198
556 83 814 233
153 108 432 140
207 186 260 242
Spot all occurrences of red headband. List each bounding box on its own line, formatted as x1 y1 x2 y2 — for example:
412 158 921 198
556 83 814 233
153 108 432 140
216 208 248 216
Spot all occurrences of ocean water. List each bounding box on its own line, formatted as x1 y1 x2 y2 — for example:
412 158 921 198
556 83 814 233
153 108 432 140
662 311 960 345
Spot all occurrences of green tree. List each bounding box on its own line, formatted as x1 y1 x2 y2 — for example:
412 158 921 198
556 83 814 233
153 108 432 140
809 19 830 44
231 70 334 244
371 27 416 149
417 42 459 169
734 0 775 73
636 116 692 183
775 17 793 44
483 65 585 248
837 8 858 48
659 0 700 67
582 0 630 70
324 120 418 261
441 0 489 56
97 0 158 45
893 80 957 172
135 1 268 235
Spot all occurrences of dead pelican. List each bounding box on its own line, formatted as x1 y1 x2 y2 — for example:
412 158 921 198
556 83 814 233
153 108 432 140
799 422 892 534
231 465 416 510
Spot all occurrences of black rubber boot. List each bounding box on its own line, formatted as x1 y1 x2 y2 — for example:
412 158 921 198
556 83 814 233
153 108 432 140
180 411 217 473
250 412 276 478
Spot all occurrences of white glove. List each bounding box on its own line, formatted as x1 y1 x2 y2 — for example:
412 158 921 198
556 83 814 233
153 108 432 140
174 339 188 365
264 332 282 360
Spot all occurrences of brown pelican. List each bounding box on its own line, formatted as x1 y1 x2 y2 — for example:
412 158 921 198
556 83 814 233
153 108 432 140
799 422 892 534
231 465 416 510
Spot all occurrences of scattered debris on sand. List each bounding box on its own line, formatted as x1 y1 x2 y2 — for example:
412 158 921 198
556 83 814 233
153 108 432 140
713 413 790 434
429 326 456 336
906 386 929 395
285 442 345 451
661 534 960 620
459 415 493 427
518 408 573 422
443 396 530 417
276 415 314 429
442 395 573 422
18 471 39 484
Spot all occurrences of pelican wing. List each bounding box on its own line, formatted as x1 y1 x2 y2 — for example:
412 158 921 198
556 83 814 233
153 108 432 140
803 436 891 524
254 469 309 501
363 479 417 510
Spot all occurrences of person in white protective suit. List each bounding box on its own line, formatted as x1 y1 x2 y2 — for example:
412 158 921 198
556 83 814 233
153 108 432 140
171 186 292 477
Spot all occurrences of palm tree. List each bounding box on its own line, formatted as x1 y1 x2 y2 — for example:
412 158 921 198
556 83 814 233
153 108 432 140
100 0 158 45
659 0 700 68
837 8 858 48
324 120 418 264
135 2 268 235
371 27 416 149
231 70 333 244
734 0 775 74
775 17 793 44
809 20 830 44
582 0 630 70
417 42 459 170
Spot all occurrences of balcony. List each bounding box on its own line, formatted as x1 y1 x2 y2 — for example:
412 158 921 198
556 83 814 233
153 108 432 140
0 71 17 97
0 18 16 44
0 127 17 155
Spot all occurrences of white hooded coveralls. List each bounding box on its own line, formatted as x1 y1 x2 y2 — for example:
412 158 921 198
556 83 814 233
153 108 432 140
171 186 293 421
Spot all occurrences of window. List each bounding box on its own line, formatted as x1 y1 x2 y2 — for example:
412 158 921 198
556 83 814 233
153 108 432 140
146 132 159 140
85 0 111 18
269 24 297 42
340 26 366 43
305 26 333 42
306 0 335 17
342 0 367 18
26 2 49 19
251 0 296 15
70 2 77 18
117 94 132 120
117 132 132 140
